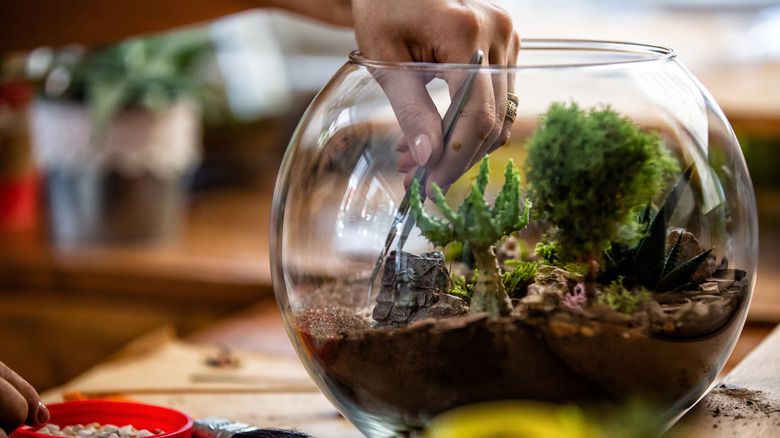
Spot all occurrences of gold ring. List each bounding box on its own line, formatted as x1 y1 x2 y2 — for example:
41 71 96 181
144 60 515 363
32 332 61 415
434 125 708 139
506 92 519 123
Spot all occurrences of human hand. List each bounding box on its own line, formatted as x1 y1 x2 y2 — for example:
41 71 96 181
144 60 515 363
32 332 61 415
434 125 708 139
351 0 520 192
0 362 49 438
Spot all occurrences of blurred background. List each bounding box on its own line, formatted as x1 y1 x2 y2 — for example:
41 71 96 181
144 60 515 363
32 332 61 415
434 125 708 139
1 0 779 393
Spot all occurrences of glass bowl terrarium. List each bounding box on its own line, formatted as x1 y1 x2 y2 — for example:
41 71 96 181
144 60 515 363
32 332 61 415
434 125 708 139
270 40 758 437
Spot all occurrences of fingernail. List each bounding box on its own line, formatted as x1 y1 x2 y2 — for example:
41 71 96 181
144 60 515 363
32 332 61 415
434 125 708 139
37 401 50 424
413 134 432 166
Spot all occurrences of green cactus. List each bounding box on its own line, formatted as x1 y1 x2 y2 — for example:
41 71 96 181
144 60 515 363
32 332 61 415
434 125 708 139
410 155 532 317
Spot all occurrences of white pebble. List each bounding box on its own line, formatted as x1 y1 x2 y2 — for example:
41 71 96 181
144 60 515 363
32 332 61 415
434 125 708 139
38 424 159 438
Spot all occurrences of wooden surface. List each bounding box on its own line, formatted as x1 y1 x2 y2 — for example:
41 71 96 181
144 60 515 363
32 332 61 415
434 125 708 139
674 324 780 437
38 317 780 438
40 331 363 438
0 186 275 299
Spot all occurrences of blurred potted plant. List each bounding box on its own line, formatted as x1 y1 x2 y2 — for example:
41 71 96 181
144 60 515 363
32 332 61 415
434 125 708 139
28 28 219 245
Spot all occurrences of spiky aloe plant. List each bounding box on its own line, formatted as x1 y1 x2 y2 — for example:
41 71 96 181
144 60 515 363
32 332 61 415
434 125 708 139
410 156 532 317
601 164 712 293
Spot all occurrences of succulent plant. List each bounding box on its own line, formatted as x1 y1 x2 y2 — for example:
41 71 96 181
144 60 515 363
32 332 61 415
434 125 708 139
410 155 532 317
30 29 220 138
601 165 712 293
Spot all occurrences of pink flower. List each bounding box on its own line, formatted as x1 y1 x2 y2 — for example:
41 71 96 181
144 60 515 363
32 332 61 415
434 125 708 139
564 283 587 309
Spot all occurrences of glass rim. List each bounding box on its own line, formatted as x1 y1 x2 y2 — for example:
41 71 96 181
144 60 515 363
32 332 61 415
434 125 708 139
349 39 677 70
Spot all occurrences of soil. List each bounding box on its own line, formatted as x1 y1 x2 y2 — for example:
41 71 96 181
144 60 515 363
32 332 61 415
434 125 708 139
704 385 780 421
292 264 749 434
679 384 780 436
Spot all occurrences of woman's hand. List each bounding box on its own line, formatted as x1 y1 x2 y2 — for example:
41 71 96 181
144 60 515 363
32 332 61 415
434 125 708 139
0 362 48 438
352 0 520 192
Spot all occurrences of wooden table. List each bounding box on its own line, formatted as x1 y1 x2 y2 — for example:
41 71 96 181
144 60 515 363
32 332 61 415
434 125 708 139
40 328 364 438
39 316 780 437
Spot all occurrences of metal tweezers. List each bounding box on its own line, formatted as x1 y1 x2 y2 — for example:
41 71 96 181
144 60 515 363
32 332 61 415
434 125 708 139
367 50 483 304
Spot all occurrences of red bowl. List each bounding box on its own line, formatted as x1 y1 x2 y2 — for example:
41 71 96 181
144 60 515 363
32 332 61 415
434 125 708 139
11 401 192 438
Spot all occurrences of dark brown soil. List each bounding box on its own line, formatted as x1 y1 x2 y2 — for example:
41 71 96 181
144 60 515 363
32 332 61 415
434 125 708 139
293 272 749 433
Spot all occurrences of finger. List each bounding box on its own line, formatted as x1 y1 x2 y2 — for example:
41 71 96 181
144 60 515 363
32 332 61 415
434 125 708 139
0 362 46 428
464 1 516 162
0 378 28 433
490 33 521 153
395 135 409 153
470 31 516 164
427 59 497 191
471 61 507 167
372 62 443 169
398 151 417 173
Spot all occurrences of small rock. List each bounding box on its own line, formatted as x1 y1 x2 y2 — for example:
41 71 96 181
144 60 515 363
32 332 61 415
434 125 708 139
426 294 469 319
699 282 720 295
548 318 579 337
666 230 713 284
522 266 573 311
579 326 597 337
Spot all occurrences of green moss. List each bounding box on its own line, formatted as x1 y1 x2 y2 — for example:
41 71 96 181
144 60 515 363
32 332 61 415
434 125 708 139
534 239 560 266
598 279 650 315
450 271 477 304
502 261 537 299
525 102 679 264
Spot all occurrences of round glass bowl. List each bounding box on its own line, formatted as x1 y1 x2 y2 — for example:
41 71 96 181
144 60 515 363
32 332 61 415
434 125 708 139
271 40 758 437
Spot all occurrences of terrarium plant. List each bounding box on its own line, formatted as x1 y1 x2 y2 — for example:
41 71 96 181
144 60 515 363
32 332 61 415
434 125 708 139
402 101 715 318
524 102 679 273
522 102 717 310
600 164 713 293
409 155 532 317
